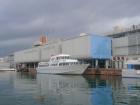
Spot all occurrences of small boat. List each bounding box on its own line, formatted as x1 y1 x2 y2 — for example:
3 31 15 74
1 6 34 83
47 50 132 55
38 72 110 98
0 62 15 71
122 59 140 78
36 54 89 74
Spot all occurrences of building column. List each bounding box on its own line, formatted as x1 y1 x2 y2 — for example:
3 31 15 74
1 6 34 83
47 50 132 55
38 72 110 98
115 61 118 69
105 60 109 69
91 59 94 68
34 63 36 69
123 61 127 69
119 61 123 69
95 59 98 69
110 61 113 68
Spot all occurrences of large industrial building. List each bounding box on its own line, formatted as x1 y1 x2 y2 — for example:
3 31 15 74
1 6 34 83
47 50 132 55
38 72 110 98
14 34 112 70
108 24 140 69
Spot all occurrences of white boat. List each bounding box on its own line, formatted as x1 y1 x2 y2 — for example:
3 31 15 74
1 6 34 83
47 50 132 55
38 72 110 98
122 59 140 78
36 54 89 74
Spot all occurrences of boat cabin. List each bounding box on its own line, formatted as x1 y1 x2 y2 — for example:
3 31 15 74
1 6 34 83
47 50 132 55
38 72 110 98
126 59 140 70
38 54 79 67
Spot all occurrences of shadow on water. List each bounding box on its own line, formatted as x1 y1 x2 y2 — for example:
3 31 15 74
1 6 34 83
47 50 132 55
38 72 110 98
83 75 122 88
16 72 37 80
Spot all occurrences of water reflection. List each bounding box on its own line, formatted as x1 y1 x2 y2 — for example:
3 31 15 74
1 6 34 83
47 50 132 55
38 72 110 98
0 71 140 105
36 74 90 105
84 75 122 105
121 78 140 105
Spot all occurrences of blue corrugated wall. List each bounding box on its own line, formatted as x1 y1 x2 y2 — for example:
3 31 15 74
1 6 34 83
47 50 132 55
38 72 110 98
90 35 111 59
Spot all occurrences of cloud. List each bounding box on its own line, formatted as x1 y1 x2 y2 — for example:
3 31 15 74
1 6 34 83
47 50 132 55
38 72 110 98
0 36 37 56
0 37 35 47
0 0 140 56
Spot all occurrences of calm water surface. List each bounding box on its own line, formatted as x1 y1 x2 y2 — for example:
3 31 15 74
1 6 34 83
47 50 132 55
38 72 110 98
0 71 140 105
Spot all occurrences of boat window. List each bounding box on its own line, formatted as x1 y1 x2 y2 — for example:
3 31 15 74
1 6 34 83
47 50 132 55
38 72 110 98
51 64 57 66
56 57 59 60
39 65 47 67
73 62 78 64
58 57 62 60
59 63 63 66
59 62 69 66
72 62 74 65
132 65 140 70
66 56 69 59
65 63 69 65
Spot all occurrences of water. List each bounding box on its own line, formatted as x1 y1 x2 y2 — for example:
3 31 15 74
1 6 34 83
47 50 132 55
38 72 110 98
0 71 140 105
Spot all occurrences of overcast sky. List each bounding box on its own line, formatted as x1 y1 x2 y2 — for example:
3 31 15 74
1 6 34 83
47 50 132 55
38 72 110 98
0 0 140 56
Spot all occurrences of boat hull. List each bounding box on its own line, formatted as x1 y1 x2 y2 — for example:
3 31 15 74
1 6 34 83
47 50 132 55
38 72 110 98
36 64 89 75
122 69 140 78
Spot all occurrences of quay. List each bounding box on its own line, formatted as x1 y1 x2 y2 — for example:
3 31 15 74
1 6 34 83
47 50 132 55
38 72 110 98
17 67 122 76
84 68 121 76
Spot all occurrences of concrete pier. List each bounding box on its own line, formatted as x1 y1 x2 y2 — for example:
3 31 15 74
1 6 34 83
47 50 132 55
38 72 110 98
16 62 38 72
84 68 122 76
28 68 37 73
